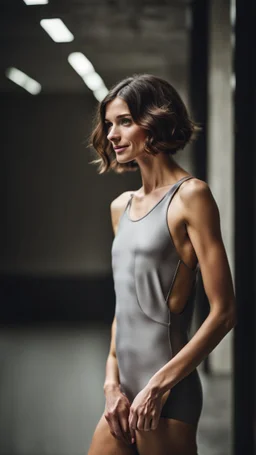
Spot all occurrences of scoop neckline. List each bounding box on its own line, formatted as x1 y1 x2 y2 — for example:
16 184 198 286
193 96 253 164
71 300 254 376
126 175 192 222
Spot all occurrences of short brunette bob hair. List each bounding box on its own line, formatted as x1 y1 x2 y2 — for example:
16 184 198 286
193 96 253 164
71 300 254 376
89 74 200 174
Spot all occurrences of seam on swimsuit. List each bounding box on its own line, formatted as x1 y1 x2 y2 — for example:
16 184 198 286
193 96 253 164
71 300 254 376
134 255 169 327
165 259 181 307
165 260 198 316
177 277 197 317
167 311 173 358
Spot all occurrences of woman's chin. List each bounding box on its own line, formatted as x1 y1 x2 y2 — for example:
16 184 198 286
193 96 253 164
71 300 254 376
116 155 135 164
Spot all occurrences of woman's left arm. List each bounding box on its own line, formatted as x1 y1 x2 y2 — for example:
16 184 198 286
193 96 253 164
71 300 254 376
148 179 237 394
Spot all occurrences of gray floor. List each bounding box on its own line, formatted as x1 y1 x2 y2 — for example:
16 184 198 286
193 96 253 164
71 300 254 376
0 326 231 455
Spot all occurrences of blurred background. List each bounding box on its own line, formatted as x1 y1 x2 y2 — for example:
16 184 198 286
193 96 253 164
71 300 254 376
0 0 255 454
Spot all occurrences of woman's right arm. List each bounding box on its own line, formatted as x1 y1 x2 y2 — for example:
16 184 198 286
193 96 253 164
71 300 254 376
103 316 120 394
103 192 135 446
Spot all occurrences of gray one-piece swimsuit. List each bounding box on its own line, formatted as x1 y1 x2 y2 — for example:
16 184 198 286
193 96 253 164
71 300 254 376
111 175 203 426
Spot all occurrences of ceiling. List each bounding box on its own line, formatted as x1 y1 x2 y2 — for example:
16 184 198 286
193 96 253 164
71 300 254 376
0 0 192 94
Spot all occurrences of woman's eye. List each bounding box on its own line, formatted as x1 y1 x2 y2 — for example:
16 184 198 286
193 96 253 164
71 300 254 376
121 118 131 125
104 118 131 131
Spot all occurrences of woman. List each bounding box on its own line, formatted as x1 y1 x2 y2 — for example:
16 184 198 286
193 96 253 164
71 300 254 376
87 74 236 455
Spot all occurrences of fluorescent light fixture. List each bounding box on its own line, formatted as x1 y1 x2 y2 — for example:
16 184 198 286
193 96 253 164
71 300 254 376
6 67 42 95
83 72 105 91
23 0 48 4
40 18 74 42
68 52 108 101
68 52 94 77
93 86 109 102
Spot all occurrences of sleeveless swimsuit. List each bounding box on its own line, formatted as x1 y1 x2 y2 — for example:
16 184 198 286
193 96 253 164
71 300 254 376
111 176 203 426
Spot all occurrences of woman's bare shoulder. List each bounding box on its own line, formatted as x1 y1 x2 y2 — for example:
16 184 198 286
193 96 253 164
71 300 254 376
110 191 133 210
179 177 219 225
110 191 133 235
179 177 214 206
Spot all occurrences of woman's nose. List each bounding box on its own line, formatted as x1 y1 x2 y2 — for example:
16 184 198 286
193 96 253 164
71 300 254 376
107 126 120 142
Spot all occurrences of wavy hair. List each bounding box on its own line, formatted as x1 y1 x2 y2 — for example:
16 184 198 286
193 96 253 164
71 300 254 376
88 74 201 174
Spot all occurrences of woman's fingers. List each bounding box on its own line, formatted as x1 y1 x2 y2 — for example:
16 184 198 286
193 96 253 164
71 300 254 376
111 418 126 442
104 415 121 441
128 408 136 431
130 425 136 444
104 415 117 438
136 414 146 431
150 413 159 431
104 390 135 444
129 410 159 433
119 415 134 444
119 414 129 435
105 414 133 445
143 415 153 431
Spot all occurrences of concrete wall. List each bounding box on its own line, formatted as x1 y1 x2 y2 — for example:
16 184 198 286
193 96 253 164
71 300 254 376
207 0 234 374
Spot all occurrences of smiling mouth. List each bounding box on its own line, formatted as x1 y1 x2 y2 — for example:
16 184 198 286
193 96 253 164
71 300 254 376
114 145 129 152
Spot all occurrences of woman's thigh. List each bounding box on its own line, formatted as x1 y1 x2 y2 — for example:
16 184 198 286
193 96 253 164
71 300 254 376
88 413 138 455
135 417 198 455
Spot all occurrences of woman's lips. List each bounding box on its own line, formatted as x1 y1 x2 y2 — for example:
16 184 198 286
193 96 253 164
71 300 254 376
114 146 129 153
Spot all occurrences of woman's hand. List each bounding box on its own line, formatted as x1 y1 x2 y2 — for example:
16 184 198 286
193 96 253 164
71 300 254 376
104 386 135 445
128 385 168 432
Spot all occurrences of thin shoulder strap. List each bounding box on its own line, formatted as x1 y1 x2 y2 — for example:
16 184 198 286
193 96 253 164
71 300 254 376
121 192 134 221
127 175 194 206
125 175 194 214
174 175 194 188
161 175 194 200
166 175 194 207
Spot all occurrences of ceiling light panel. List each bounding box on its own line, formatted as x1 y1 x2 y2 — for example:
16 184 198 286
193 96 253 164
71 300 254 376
40 19 74 42
83 72 104 91
68 53 94 77
6 67 42 95
93 86 109 102
23 0 49 4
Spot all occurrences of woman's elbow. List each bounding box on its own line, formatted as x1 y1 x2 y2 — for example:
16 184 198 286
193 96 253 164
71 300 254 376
222 303 237 331
225 310 237 331
212 299 237 331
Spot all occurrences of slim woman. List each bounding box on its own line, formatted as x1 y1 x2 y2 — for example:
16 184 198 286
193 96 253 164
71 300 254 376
87 74 236 455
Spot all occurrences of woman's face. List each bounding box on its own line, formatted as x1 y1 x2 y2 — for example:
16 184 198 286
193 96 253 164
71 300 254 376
104 97 147 163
